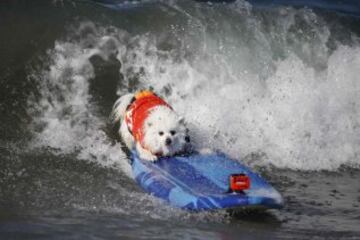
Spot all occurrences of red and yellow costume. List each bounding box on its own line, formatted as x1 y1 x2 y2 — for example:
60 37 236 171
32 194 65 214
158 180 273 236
124 90 172 147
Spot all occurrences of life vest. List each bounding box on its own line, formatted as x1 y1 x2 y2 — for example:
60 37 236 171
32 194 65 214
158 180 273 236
124 90 172 149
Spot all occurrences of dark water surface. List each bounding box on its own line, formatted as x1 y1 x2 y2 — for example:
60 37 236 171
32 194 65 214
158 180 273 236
1 0 360 239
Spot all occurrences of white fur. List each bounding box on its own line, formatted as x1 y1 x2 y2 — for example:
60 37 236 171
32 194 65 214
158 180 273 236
110 93 189 161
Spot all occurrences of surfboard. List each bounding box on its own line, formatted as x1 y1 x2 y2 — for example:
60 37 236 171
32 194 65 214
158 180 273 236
131 150 283 211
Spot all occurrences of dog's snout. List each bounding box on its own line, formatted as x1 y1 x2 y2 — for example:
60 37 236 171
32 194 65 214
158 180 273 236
165 138 172 146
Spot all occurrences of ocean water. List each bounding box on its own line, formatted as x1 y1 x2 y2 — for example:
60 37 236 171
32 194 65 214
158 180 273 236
0 0 360 239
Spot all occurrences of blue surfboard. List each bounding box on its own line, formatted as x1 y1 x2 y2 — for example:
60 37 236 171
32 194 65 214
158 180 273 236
131 151 283 211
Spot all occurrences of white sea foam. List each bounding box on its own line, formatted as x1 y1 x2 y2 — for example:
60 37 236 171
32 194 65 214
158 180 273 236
28 2 360 181
28 27 132 177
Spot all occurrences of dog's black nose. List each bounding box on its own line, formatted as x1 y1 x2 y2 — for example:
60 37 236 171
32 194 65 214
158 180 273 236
165 138 172 146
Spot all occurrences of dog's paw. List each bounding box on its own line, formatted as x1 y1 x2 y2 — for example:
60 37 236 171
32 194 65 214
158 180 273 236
144 154 158 162
136 143 158 162
139 151 158 162
198 148 214 155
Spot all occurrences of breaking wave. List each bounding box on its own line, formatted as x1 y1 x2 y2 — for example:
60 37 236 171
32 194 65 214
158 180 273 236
27 2 360 174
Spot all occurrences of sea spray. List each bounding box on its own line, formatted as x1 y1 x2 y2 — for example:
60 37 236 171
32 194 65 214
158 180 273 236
27 23 131 176
27 3 360 176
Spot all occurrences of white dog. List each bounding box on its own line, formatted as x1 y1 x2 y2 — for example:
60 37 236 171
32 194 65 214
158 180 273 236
110 90 190 161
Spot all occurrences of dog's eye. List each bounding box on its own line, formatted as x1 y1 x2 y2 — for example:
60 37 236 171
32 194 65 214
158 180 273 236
159 131 164 136
170 130 176 135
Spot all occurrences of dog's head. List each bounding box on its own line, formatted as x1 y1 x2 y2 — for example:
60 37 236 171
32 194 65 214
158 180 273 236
142 106 190 157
